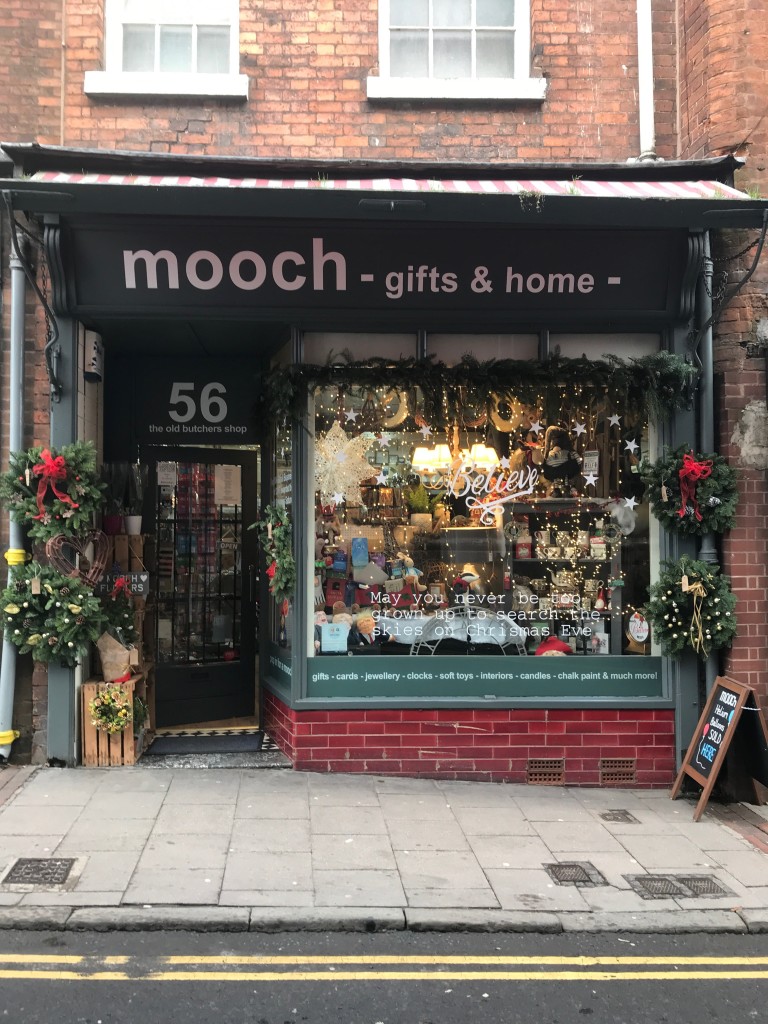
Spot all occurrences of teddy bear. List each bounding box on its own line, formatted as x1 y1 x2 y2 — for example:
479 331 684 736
331 600 354 628
542 424 580 493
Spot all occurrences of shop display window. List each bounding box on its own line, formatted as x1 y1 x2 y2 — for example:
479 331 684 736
310 380 652 660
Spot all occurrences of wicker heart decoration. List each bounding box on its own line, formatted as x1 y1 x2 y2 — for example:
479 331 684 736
45 530 111 587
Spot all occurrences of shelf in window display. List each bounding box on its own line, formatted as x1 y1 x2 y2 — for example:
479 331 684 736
511 557 614 564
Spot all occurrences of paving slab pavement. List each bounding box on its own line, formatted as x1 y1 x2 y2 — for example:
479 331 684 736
0 764 765 933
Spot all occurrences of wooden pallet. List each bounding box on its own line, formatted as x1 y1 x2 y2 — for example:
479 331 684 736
80 676 143 766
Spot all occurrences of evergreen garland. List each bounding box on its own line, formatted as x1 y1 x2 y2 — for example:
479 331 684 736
640 446 738 535
263 350 697 428
249 504 296 605
0 441 105 542
1 561 106 667
645 556 737 660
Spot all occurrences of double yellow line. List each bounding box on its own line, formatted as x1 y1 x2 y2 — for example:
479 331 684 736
1 954 768 983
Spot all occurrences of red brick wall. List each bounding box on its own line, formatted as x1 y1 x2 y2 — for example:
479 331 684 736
264 690 676 785
0 0 679 164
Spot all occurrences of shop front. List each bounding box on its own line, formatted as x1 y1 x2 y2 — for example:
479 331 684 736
4 151 765 779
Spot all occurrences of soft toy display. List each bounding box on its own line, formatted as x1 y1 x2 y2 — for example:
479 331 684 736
400 552 427 592
331 600 354 628
541 425 580 493
535 635 572 656
313 610 328 652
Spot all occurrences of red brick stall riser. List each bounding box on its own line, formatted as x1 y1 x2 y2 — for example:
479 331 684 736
263 691 675 785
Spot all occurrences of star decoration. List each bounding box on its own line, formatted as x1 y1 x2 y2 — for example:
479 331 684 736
499 456 511 469
375 472 387 485
331 492 344 506
315 422 373 504
624 495 639 510
583 472 598 487
344 409 360 423
624 439 640 454
608 414 621 427
419 424 433 439
573 422 587 437
528 420 543 435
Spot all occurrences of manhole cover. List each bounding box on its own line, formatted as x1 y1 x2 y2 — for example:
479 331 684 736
625 874 686 899
600 810 640 824
545 862 606 887
3 858 75 886
674 875 731 897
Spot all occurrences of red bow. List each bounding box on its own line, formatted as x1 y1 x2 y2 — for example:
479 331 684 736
266 559 277 580
678 452 712 521
31 449 79 520
112 576 131 598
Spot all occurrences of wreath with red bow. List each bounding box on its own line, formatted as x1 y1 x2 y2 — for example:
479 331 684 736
640 445 738 535
0 441 105 542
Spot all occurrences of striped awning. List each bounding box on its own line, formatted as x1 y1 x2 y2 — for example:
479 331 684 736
29 170 752 201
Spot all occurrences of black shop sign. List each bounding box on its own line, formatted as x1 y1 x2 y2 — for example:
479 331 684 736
62 219 688 320
104 356 259 460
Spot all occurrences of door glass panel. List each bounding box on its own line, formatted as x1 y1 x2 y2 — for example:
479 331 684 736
156 461 242 666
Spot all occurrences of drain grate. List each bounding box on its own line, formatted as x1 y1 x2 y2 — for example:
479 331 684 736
625 873 732 900
527 759 565 785
600 809 640 824
3 858 75 886
674 875 731 898
545 861 607 887
600 758 636 785
626 874 686 899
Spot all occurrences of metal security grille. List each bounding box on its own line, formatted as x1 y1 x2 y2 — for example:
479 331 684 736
600 758 636 785
545 862 606 887
3 858 75 886
527 759 565 785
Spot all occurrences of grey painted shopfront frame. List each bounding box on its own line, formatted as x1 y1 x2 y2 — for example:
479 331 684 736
7 159 757 762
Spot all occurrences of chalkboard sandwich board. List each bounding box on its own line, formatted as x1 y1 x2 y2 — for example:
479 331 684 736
671 676 768 821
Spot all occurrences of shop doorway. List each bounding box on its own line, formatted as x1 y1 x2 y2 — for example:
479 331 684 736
142 446 260 728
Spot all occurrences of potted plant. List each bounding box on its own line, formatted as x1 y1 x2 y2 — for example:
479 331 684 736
124 462 147 536
100 462 128 535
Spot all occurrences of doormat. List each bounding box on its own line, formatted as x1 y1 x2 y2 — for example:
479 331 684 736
146 732 267 755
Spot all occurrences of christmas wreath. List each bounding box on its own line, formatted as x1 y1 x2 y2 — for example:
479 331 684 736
0 441 105 542
88 684 133 734
249 504 296 605
640 445 738 535
99 576 138 646
0 561 106 667
645 556 737 660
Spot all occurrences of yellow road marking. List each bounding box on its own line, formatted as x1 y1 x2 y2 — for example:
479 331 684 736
102 956 130 965
164 955 768 966
142 970 768 982
1 969 768 984
0 971 130 982
0 955 83 964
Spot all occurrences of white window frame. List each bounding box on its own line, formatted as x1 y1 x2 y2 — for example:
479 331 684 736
367 0 545 101
85 0 248 99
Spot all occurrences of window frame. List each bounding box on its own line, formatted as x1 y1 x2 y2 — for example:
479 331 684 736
84 0 248 100
367 0 546 102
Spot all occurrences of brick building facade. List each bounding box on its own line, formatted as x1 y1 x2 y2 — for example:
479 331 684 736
0 0 766 780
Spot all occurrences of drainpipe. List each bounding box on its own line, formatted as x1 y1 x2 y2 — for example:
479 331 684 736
0 246 27 758
636 0 657 161
696 234 718 699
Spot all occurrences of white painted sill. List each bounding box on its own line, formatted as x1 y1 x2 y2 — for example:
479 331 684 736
84 70 249 99
366 75 547 101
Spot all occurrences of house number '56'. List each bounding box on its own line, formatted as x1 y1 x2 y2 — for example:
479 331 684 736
169 382 228 423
